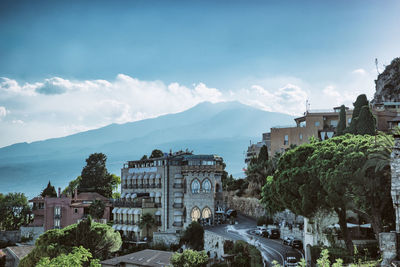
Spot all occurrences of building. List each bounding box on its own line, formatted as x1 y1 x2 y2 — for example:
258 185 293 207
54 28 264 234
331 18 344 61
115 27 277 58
29 189 112 231
100 249 174 267
244 132 270 165
372 102 400 132
270 107 353 155
112 151 225 243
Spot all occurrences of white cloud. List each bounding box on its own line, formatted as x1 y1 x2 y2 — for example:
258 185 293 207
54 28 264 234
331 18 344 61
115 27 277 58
0 70 378 147
352 68 367 75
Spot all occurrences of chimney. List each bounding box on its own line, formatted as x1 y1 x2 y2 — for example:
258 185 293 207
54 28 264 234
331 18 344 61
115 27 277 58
58 187 61 198
74 188 78 201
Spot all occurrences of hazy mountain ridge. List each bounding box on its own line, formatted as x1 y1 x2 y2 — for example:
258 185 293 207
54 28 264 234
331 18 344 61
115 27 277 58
0 101 294 196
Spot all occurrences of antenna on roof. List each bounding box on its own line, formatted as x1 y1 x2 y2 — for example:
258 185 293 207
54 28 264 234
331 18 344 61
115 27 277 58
375 58 380 75
306 99 310 113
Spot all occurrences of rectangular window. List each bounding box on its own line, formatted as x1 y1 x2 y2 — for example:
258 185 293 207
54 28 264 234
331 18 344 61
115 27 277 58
284 135 289 145
299 134 303 140
315 121 320 127
54 219 60 228
330 120 338 127
348 118 351 124
54 206 61 215
74 208 78 214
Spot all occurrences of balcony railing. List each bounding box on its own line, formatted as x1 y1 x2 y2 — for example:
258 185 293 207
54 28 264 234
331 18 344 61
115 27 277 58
173 203 183 208
122 184 128 189
150 184 156 188
157 184 162 188
133 184 138 189
155 203 162 208
54 214 61 219
173 183 183 189
173 222 183 227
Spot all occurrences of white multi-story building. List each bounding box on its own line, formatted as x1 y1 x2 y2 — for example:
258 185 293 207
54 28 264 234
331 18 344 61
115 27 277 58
112 151 225 242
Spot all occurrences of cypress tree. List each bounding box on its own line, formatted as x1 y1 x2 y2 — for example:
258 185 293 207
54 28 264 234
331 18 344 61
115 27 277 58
356 105 376 135
347 94 369 134
336 105 347 136
41 181 57 197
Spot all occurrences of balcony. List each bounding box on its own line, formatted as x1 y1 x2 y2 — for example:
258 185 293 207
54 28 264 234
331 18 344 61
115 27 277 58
157 184 162 188
133 184 138 189
139 184 143 189
181 164 224 173
155 203 162 208
144 184 150 188
122 184 128 189
173 203 183 209
128 184 133 189
150 183 156 188
173 222 183 227
173 183 183 189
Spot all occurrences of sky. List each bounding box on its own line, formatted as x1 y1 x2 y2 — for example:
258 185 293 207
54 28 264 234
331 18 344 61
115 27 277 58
1 0 400 147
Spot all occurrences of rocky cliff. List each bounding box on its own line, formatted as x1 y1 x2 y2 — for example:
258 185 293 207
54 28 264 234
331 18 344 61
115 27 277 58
373 57 400 103
224 192 266 218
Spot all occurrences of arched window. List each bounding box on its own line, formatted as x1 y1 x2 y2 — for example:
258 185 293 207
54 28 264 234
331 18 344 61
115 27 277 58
191 207 201 222
191 179 200 194
202 207 212 219
202 179 212 193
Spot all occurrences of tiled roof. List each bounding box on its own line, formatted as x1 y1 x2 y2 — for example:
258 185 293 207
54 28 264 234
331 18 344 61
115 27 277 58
100 249 173 267
5 245 35 260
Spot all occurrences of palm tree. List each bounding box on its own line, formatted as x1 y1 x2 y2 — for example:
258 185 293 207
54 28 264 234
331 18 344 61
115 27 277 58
139 213 156 241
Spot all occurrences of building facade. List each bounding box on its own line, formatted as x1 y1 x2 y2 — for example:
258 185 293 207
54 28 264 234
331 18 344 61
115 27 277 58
244 132 270 165
112 151 225 242
270 107 353 155
29 190 112 231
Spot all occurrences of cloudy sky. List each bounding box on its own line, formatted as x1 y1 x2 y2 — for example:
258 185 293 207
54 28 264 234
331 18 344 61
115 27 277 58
1 0 400 147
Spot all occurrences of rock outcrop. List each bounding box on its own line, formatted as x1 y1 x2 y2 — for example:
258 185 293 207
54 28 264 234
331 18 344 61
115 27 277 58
373 57 400 103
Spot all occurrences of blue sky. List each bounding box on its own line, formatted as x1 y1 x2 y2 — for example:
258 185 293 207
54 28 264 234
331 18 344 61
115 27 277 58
0 0 400 147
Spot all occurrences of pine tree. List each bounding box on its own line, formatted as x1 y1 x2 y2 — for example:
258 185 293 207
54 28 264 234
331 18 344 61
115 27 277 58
41 181 57 197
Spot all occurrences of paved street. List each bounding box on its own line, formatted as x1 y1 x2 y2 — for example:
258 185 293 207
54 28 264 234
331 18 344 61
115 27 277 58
207 214 303 266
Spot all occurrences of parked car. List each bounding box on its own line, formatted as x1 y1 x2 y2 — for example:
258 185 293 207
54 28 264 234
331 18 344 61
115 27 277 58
282 236 294 245
225 209 237 218
291 239 303 249
266 229 280 239
284 256 298 267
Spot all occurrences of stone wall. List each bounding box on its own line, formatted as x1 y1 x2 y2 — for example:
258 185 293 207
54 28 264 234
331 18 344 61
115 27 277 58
204 230 232 260
224 193 266 218
379 232 399 266
0 231 20 244
153 232 179 246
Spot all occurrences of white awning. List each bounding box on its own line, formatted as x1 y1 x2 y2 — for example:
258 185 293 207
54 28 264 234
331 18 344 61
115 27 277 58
155 210 161 215
174 174 183 179
360 223 371 228
132 175 137 179
121 225 128 231
138 175 143 179
133 226 140 232
112 208 118 214
125 193 131 199
174 211 183 216
155 192 162 197
144 174 149 179
134 209 141 215
150 174 156 179
174 192 183 197
116 225 123 230
121 193 126 198
128 208 135 215
127 226 134 231
112 224 117 229
150 192 155 197
156 174 161 179
131 193 137 199
121 208 128 214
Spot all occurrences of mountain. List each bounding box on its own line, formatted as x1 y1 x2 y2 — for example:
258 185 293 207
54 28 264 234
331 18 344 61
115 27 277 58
0 101 294 197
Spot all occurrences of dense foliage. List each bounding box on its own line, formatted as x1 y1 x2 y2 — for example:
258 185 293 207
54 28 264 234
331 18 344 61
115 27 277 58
150 149 164 158
19 217 122 267
261 134 394 254
88 200 105 219
170 249 208 267
0 192 31 230
41 181 57 197
336 105 346 136
139 213 156 240
223 240 263 267
36 246 101 267
346 94 376 135
180 221 204 251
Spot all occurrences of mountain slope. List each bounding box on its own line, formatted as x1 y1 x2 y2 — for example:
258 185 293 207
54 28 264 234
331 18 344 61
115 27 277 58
0 101 295 196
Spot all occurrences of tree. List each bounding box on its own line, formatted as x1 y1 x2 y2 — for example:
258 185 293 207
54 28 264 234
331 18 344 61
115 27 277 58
62 176 82 196
346 94 373 135
88 200 105 220
138 213 156 240
0 192 31 230
141 155 148 160
261 134 393 254
355 106 376 135
180 222 204 251
78 153 119 198
336 105 347 136
19 217 122 267
150 149 164 158
170 249 208 267
223 240 263 267
36 246 101 267
41 181 57 197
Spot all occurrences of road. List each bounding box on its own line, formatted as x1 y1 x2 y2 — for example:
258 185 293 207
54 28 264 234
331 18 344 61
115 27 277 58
206 214 303 266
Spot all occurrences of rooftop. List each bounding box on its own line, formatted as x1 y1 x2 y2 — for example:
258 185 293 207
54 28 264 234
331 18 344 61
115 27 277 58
100 249 173 267
5 245 35 260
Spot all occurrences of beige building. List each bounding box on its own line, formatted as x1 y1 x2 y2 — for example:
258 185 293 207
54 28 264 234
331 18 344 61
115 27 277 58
244 132 270 165
112 151 225 242
270 107 353 155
